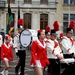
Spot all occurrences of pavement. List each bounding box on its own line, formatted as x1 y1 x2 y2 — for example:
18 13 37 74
0 48 37 75
0 48 64 75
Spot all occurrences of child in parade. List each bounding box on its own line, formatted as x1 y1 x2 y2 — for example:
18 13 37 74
1 35 14 75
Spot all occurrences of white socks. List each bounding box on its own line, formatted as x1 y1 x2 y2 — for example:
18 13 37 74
1 70 8 75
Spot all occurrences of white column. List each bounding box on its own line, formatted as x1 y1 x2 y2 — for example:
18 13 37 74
49 12 56 29
0 10 1 29
32 11 40 29
20 9 23 18
14 11 18 34
1 11 6 31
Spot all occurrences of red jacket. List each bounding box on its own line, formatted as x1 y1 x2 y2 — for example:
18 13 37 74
30 40 49 67
1 43 14 61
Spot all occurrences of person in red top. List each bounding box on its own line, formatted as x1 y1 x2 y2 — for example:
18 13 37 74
1 35 14 75
30 29 49 75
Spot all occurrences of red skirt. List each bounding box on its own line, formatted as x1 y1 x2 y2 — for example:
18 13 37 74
30 58 50 68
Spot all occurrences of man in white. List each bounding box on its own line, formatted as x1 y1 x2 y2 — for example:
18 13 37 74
61 28 75 75
14 27 26 75
46 29 64 75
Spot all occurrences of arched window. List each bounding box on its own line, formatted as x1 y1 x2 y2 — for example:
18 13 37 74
40 14 48 29
40 0 48 4
24 0 32 4
7 0 15 3
23 13 31 29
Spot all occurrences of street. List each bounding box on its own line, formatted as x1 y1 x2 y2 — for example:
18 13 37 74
0 48 64 75
0 48 37 75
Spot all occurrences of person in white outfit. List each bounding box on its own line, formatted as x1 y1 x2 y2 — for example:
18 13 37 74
61 27 75 75
46 29 64 75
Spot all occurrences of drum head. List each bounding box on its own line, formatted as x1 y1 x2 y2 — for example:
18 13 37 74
19 29 32 47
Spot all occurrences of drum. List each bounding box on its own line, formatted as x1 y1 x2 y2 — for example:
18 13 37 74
19 29 32 47
60 58 75 64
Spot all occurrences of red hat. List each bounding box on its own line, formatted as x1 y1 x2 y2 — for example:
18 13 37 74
69 20 75 29
50 21 59 36
66 20 75 33
37 30 42 33
5 35 11 39
46 26 50 32
53 21 59 31
60 33 63 38
45 26 50 35
18 18 24 26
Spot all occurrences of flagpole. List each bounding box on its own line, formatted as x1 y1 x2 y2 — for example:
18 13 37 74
18 0 20 28
18 0 19 8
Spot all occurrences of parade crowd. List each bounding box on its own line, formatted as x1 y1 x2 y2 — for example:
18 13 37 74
0 20 75 75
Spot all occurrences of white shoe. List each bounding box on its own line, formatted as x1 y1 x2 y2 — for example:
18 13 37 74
1 70 5 75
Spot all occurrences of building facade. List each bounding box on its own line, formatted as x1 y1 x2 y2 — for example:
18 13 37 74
57 0 75 34
0 0 58 34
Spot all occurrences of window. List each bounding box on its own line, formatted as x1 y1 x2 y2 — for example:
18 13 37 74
7 0 15 3
63 0 68 5
70 14 75 20
24 0 31 4
63 14 69 33
70 0 75 5
23 13 31 29
63 14 69 21
63 0 75 5
63 14 75 34
40 14 48 29
40 0 48 4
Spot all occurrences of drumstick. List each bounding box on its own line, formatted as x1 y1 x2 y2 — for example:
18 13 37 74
63 61 69 65
60 59 70 65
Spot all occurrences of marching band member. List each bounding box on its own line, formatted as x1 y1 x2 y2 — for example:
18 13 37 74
1 35 14 75
14 26 26 75
30 29 50 75
46 21 64 75
60 21 75 75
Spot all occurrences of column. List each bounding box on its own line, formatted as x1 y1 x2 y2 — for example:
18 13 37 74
32 11 40 29
49 11 56 29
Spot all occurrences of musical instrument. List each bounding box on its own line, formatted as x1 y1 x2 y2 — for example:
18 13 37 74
60 58 75 65
19 29 32 47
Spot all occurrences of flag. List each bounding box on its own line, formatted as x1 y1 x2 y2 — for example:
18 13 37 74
17 6 24 28
6 0 14 34
18 6 20 28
